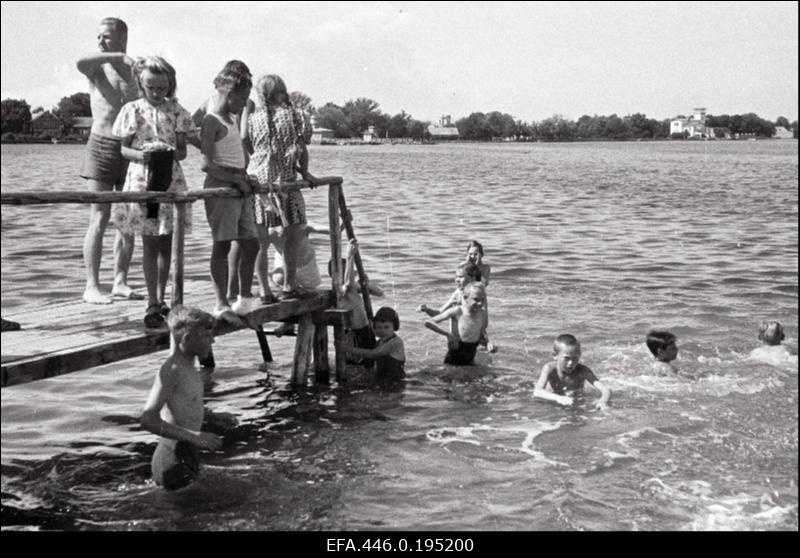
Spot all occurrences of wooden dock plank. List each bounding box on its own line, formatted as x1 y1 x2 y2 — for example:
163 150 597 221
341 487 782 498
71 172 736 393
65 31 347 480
1 282 334 387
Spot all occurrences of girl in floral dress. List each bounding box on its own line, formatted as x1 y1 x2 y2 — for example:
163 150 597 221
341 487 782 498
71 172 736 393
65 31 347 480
112 56 194 327
246 74 317 299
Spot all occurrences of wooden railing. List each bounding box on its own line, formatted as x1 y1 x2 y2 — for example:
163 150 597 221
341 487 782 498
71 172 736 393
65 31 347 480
1 177 376 383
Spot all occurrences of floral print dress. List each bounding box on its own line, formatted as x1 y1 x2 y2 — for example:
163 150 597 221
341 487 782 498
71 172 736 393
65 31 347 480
111 98 194 236
246 104 311 229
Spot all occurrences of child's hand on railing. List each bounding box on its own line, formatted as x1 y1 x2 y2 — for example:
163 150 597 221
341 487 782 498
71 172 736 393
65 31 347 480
296 167 320 188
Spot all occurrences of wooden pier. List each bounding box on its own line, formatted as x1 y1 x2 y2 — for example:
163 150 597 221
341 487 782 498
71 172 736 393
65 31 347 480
1 177 374 388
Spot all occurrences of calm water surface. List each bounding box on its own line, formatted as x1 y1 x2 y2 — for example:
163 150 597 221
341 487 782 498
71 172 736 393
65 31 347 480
1 141 797 530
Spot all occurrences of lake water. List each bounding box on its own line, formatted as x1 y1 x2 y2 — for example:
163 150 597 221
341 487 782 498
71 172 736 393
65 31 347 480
1 141 797 531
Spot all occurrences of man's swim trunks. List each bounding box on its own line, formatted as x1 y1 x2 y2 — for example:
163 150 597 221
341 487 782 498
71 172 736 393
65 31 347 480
444 341 479 365
161 440 200 491
80 133 129 187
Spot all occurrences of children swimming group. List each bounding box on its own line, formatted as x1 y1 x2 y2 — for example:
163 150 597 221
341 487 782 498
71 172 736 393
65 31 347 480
62 18 793 491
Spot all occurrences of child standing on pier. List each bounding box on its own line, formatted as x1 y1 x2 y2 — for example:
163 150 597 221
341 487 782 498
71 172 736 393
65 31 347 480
247 74 318 301
140 306 223 490
112 56 194 328
200 67 259 324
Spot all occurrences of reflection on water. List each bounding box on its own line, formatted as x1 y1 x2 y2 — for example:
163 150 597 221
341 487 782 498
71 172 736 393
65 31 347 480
1 141 797 530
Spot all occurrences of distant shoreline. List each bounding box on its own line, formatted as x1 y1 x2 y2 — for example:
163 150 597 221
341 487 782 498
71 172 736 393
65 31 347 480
2 136 795 146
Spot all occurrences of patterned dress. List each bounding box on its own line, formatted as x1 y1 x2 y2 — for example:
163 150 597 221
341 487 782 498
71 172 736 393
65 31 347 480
246 104 311 229
111 98 194 236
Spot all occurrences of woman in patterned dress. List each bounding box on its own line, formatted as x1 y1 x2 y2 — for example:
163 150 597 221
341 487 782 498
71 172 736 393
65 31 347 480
246 74 318 299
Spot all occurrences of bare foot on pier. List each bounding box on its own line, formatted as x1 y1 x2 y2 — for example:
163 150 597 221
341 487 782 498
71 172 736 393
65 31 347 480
83 286 113 304
111 283 145 300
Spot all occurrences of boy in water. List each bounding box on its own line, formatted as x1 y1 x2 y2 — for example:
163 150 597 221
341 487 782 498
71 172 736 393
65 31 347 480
425 282 488 365
750 321 796 367
533 334 611 410
418 262 482 317
418 262 495 352
140 306 227 490
645 329 679 374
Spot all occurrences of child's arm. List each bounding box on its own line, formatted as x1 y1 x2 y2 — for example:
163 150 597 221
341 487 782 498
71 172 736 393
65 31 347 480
367 283 384 297
437 289 461 313
200 115 251 193
119 134 148 164
338 336 401 359
533 364 573 406
417 304 439 317
140 364 222 450
174 132 187 162
425 307 460 349
585 373 611 410
478 307 496 352
342 240 358 294
187 102 206 149
294 138 320 187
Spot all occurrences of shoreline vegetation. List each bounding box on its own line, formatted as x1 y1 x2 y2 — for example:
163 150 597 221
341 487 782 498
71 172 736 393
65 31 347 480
2 93 797 144
2 135 796 146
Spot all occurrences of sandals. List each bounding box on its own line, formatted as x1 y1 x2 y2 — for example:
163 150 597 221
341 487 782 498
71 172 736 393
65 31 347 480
144 304 166 328
261 293 279 305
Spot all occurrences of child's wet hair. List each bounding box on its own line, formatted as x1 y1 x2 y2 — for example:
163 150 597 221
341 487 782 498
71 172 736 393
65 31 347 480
758 321 785 345
466 240 484 256
134 55 178 97
374 306 400 331
645 329 677 357
553 333 580 353
462 281 486 298
167 305 215 339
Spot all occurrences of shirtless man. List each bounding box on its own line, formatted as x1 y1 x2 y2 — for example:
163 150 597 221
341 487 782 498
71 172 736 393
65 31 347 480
140 306 229 490
425 282 488 366
77 17 141 304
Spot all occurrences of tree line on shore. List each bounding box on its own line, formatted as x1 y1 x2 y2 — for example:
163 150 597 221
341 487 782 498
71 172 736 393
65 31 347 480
2 92 797 142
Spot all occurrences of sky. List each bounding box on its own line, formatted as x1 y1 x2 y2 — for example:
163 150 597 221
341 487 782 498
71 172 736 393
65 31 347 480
1 0 798 123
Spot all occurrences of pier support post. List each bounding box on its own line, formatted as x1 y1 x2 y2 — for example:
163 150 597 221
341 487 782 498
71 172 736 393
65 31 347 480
313 324 330 384
328 181 346 378
170 202 187 307
291 313 314 386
